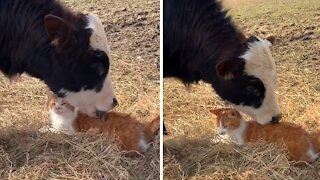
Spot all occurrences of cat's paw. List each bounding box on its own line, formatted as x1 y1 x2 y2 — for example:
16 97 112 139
39 125 51 133
39 126 61 134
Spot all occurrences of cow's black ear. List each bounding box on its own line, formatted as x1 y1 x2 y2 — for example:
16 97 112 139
45 14 70 47
90 62 106 76
266 35 276 44
215 60 243 80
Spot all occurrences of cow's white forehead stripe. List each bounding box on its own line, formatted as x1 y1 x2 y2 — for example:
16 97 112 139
241 39 273 66
85 13 110 56
241 37 276 84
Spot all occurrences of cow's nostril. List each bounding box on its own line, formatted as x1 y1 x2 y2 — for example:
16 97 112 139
271 114 282 123
112 98 118 107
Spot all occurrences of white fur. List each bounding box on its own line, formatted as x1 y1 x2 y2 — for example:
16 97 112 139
139 134 151 152
217 121 227 135
236 37 280 125
217 122 229 142
218 119 246 145
307 147 319 162
49 99 78 134
58 14 116 117
60 74 115 117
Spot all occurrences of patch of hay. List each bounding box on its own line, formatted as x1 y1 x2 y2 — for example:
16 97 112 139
164 135 306 179
0 128 159 179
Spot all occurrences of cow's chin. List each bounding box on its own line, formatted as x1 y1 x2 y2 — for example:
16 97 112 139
232 104 280 125
59 84 116 118
240 110 270 125
76 107 96 117
253 115 273 125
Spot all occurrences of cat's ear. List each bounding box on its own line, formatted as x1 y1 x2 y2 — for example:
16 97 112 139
210 109 223 116
46 89 57 98
45 89 57 109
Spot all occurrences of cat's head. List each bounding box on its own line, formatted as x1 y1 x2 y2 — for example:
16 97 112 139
47 92 75 116
210 108 243 135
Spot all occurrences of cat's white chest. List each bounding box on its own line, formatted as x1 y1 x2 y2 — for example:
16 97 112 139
227 121 246 145
139 134 150 152
229 134 244 145
50 112 76 134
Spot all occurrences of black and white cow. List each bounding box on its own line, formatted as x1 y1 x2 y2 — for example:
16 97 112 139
0 0 117 118
164 0 281 125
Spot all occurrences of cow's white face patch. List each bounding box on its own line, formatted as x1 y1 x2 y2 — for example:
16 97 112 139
236 37 280 125
59 14 116 116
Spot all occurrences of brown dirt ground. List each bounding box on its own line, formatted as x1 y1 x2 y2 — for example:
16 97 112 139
164 0 320 179
0 0 159 179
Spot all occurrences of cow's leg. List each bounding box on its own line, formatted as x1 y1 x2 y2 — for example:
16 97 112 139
0 57 12 76
163 123 168 135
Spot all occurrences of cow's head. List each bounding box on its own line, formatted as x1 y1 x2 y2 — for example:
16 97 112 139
44 13 117 118
215 36 281 125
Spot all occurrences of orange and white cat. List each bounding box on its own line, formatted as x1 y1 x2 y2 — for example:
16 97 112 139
46 93 160 156
210 108 320 163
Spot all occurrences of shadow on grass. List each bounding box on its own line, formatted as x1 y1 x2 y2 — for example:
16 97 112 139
163 135 320 179
0 127 160 179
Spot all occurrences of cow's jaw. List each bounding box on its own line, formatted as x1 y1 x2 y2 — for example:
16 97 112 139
59 74 115 117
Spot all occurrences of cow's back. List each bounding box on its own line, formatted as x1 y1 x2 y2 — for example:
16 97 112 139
163 0 245 84
0 0 61 76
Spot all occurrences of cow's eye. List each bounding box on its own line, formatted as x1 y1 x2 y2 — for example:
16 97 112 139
91 62 105 76
94 50 107 59
253 89 260 96
247 86 260 96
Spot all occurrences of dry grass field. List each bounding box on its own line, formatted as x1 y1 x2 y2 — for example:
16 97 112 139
0 0 159 179
164 0 320 179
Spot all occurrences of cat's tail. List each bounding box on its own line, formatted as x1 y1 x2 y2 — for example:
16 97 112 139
310 131 320 153
145 115 160 142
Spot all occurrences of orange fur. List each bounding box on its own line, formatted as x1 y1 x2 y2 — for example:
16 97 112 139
47 95 160 156
210 108 320 163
